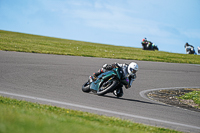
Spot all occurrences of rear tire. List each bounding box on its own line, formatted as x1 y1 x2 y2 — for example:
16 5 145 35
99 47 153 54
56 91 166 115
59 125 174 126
97 79 118 96
82 82 91 93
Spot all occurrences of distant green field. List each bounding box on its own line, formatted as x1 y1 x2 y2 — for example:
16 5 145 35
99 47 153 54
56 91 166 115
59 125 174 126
0 30 200 64
0 96 181 133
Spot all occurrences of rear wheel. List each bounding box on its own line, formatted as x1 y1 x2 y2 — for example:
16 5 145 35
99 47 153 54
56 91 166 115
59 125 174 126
82 81 91 93
97 79 118 96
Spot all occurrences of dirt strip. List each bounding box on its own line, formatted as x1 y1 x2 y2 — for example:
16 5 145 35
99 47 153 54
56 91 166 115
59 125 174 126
147 88 200 112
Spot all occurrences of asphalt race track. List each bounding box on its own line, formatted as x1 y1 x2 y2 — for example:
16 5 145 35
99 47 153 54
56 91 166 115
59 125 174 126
0 51 200 132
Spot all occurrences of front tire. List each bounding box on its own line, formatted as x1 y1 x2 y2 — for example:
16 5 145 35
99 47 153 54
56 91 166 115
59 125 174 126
82 81 91 93
154 46 159 51
97 79 118 96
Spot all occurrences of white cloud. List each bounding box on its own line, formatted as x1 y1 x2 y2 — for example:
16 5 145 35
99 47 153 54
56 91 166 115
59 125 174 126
73 5 178 39
35 0 176 39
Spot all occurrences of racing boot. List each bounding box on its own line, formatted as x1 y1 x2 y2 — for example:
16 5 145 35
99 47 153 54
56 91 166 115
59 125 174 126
93 75 97 81
93 68 103 77
113 87 123 98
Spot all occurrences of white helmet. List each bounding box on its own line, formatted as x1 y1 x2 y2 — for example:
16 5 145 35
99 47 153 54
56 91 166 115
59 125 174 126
128 62 138 74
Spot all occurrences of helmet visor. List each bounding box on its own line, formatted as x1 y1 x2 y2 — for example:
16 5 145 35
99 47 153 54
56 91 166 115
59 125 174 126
130 68 136 74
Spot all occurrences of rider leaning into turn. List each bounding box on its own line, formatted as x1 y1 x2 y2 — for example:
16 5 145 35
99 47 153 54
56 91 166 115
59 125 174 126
184 42 194 48
142 37 148 44
184 42 195 54
141 37 152 48
89 62 138 97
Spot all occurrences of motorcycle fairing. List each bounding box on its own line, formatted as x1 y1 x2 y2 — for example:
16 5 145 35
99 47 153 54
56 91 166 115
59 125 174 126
90 68 122 91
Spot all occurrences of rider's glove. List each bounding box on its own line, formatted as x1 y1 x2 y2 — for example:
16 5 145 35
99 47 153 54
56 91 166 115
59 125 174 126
125 85 131 89
128 73 136 80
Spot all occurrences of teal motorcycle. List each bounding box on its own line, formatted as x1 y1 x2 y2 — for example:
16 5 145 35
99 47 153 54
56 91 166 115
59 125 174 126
82 66 128 97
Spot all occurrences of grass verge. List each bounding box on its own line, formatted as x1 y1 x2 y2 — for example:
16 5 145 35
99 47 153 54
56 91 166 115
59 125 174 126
0 96 181 133
178 90 200 109
0 30 200 64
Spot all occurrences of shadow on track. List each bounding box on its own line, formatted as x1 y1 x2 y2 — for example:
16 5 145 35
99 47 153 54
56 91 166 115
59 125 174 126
101 95 170 107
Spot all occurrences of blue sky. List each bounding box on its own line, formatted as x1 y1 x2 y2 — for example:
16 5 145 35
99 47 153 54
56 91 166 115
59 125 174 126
0 0 200 54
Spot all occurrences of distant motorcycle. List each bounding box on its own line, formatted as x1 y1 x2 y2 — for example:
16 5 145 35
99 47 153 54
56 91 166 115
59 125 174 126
142 41 159 51
185 46 196 54
82 66 126 97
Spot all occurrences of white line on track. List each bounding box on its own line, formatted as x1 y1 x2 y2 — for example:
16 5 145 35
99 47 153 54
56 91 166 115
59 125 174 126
0 90 200 130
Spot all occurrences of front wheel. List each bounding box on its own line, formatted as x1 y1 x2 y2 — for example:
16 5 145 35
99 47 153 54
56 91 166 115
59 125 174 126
82 81 91 93
97 79 118 96
154 46 159 51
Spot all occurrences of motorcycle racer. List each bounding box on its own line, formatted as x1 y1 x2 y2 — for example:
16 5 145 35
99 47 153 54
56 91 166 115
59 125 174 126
141 37 152 50
89 62 138 97
184 42 195 54
141 37 148 45
184 42 194 49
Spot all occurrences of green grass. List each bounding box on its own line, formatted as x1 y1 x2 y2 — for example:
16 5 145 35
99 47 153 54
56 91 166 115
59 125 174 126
0 30 197 132
178 90 200 108
0 30 200 64
0 96 181 133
